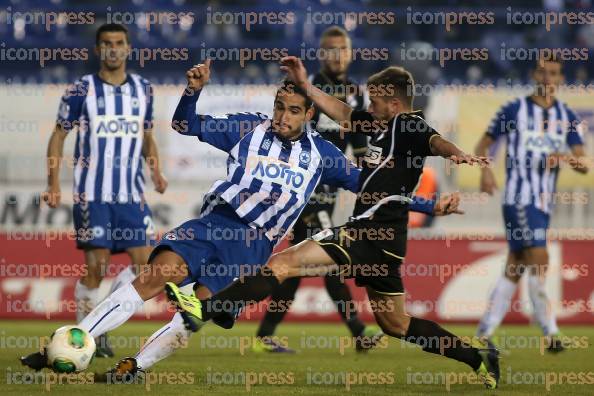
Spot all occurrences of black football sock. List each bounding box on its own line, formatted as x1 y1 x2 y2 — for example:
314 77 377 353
324 275 365 336
256 277 301 338
403 317 482 370
200 267 280 322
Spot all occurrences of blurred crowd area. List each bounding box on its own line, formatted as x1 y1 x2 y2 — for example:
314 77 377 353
1 0 593 84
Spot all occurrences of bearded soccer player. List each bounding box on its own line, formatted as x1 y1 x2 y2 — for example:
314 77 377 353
475 56 588 351
167 57 502 389
253 26 381 353
22 23 167 361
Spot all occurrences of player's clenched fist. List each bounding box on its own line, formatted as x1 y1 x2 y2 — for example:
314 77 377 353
280 56 308 87
186 59 211 91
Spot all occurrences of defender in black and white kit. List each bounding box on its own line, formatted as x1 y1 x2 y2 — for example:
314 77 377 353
313 109 439 295
253 26 378 353
167 57 501 389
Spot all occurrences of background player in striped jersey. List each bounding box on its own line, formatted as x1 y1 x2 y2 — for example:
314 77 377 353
38 23 167 357
253 26 382 354
475 56 589 351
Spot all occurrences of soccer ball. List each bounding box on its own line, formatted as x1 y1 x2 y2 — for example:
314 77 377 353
46 326 96 373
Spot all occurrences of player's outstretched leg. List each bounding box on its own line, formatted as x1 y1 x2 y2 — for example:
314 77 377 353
94 245 152 358
323 275 384 352
95 284 212 383
166 240 338 331
369 290 500 389
94 312 196 383
95 265 137 358
20 249 190 371
77 248 111 357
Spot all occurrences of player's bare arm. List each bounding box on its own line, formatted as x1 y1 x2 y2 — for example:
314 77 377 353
430 134 490 167
142 129 168 194
280 56 352 124
42 124 68 208
475 134 497 195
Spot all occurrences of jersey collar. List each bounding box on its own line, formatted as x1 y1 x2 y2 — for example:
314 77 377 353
269 123 311 146
95 73 132 87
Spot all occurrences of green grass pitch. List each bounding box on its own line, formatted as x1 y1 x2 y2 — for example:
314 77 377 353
1 320 593 395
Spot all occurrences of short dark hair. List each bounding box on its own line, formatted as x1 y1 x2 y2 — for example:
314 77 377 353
319 26 350 46
95 23 129 45
367 66 414 107
275 80 313 109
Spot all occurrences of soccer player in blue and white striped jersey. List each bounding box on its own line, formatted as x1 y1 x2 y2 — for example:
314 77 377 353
475 56 589 351
40 24 167 356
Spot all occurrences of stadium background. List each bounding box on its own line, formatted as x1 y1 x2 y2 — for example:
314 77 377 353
0 0 593 327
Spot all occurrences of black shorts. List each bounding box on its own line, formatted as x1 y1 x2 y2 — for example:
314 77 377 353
309 220 407 295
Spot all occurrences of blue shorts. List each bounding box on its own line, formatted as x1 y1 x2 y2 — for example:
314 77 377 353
73 201 156 253
149 203 273 294
503 204 550 252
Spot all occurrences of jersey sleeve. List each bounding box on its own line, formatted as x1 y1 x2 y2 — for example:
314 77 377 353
566 108 585 147
56 79 88 132
172 88 267 152
318 139 361 193
486 100 519 140
400 113 440 157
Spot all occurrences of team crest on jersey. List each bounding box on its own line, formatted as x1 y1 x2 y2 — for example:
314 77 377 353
97 97 105 109
299 151 311 167
163 232 177 241
131 98 140 110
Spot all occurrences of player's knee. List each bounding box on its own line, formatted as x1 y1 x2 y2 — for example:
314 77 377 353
267 250 298 279
378 314 409 337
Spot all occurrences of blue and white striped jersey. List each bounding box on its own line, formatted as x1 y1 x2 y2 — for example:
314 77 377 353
173 90 360 245
57 73 153 203
487 96 584 213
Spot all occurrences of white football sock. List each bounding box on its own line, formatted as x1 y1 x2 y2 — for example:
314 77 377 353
78 283 144 338
477 276 517 337
528 274 559 336
135 312 201 370
108 266 137 295
74 280 100 323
